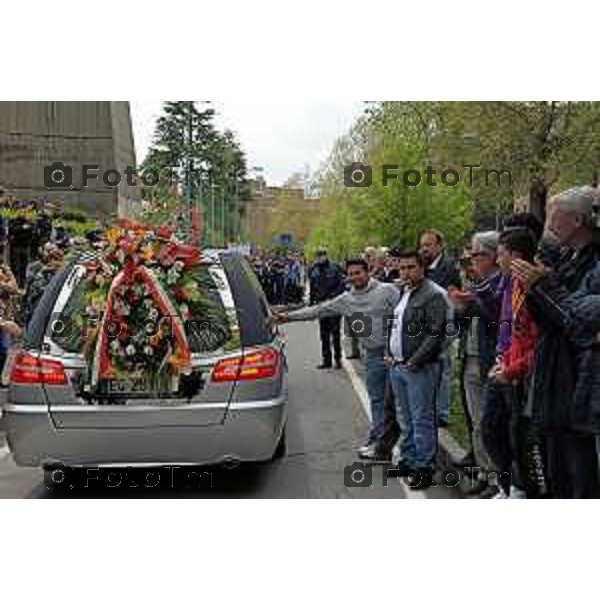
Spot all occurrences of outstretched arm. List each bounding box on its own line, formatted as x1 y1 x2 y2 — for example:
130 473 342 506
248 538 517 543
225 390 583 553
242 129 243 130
275 292 349 323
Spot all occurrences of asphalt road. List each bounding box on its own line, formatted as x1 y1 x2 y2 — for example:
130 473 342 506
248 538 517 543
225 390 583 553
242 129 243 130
0 322 461 499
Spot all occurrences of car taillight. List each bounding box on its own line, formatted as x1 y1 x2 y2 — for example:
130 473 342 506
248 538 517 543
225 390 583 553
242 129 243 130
211 348 280 382
10 353 67 386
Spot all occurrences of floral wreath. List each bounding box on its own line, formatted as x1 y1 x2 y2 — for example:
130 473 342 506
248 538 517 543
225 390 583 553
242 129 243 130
81 219 202 393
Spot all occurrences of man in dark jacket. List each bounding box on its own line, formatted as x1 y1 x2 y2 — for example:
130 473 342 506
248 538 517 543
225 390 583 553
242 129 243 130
383 247 402 283
308 249 346 369
419 229 462 290
8 214 34 288
512 186 600 498
449 232 503 492
419 229 461 427
385 250 450 489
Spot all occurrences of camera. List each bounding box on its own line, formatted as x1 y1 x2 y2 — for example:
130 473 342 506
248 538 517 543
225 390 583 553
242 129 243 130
44 161 74 189
344 462 372 488
344 162 372 188
344 313 373 339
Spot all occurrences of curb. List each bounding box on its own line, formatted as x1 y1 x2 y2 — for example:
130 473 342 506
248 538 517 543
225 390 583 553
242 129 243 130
343 353 475 497
436 428 479 497
0 389 6 435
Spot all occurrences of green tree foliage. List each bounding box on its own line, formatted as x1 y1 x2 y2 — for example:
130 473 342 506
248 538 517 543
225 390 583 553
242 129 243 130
434 101 600 220
307 103 473 260
140 101 247 245
308 101 600 260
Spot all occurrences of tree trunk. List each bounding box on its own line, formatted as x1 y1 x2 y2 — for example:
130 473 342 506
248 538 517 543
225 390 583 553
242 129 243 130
529 179 548 222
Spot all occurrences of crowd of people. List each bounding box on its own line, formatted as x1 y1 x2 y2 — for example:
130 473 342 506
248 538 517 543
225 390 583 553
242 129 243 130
272 185 600 498
2 187 600 498
0 196 104 381
249 249 306 305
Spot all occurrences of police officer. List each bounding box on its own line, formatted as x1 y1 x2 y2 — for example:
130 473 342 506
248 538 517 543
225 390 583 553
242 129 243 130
308 249 346 369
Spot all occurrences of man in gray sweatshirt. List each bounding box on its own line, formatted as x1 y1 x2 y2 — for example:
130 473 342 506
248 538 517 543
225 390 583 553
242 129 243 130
274 258 401 460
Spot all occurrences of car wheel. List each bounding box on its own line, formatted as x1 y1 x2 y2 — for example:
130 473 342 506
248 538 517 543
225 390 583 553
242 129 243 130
272 425 286 460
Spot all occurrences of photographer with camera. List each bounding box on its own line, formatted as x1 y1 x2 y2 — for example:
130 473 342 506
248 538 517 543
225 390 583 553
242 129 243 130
273 258 400 460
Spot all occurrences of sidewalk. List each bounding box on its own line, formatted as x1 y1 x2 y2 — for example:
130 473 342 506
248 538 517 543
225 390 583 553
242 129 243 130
341 344 473 496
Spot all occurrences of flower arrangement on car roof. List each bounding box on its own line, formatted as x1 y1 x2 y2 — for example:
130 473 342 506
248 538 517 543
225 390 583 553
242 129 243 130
79 219 203 393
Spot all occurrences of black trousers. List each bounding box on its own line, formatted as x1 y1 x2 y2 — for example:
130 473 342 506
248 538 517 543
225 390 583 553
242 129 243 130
319 316 342 366
543 431 600 499
272 274 285 305
481 379 514 493
9 246 29 288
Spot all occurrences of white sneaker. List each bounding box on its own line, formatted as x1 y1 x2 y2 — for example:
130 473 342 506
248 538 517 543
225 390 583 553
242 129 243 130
508 485 527 499
492 488 509 499
357 442 374 454
391 444 401 465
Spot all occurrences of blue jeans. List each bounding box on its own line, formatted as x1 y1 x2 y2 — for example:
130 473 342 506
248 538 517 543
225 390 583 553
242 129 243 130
363 352 389 446
437 351 451 423
389 361 440 469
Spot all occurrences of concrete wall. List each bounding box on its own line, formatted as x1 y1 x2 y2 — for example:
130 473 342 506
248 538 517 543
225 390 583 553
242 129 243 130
0 101 140 217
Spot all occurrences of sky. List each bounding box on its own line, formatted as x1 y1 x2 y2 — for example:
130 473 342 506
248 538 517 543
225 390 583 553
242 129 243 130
130 101 365 186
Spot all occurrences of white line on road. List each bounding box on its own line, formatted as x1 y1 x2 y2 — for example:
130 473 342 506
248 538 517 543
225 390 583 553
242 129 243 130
341 357 426 500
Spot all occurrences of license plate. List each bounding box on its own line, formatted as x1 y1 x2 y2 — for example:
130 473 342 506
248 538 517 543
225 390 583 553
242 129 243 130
101 379 149 396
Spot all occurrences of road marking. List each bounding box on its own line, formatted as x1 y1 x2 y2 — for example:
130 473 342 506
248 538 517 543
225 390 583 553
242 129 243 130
341 357 426 500
341 357 372 421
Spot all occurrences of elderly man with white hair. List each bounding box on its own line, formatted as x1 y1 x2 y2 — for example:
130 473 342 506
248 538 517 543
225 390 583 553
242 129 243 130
448 231 502 493
512 186 600 499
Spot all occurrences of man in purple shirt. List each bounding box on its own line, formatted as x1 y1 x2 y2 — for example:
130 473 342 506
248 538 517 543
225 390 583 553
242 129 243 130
496 273 513 357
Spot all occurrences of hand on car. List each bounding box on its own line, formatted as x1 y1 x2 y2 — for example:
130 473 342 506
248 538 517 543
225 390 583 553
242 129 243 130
271 312 289 325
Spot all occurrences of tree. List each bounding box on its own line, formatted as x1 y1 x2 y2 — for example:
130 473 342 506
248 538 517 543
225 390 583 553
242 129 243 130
309 101 600 260
436 101 600 220
306 103 473 260
140 101 248 245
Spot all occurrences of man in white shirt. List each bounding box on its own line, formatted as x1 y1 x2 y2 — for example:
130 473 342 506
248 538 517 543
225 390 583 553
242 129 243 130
385 250 450 490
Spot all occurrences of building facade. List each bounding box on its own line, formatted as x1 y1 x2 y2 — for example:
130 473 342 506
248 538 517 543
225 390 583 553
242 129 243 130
242 177 322 247
0 101 140 216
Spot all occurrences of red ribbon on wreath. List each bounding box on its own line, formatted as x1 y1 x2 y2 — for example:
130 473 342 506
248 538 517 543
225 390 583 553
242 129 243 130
88 226 202 389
